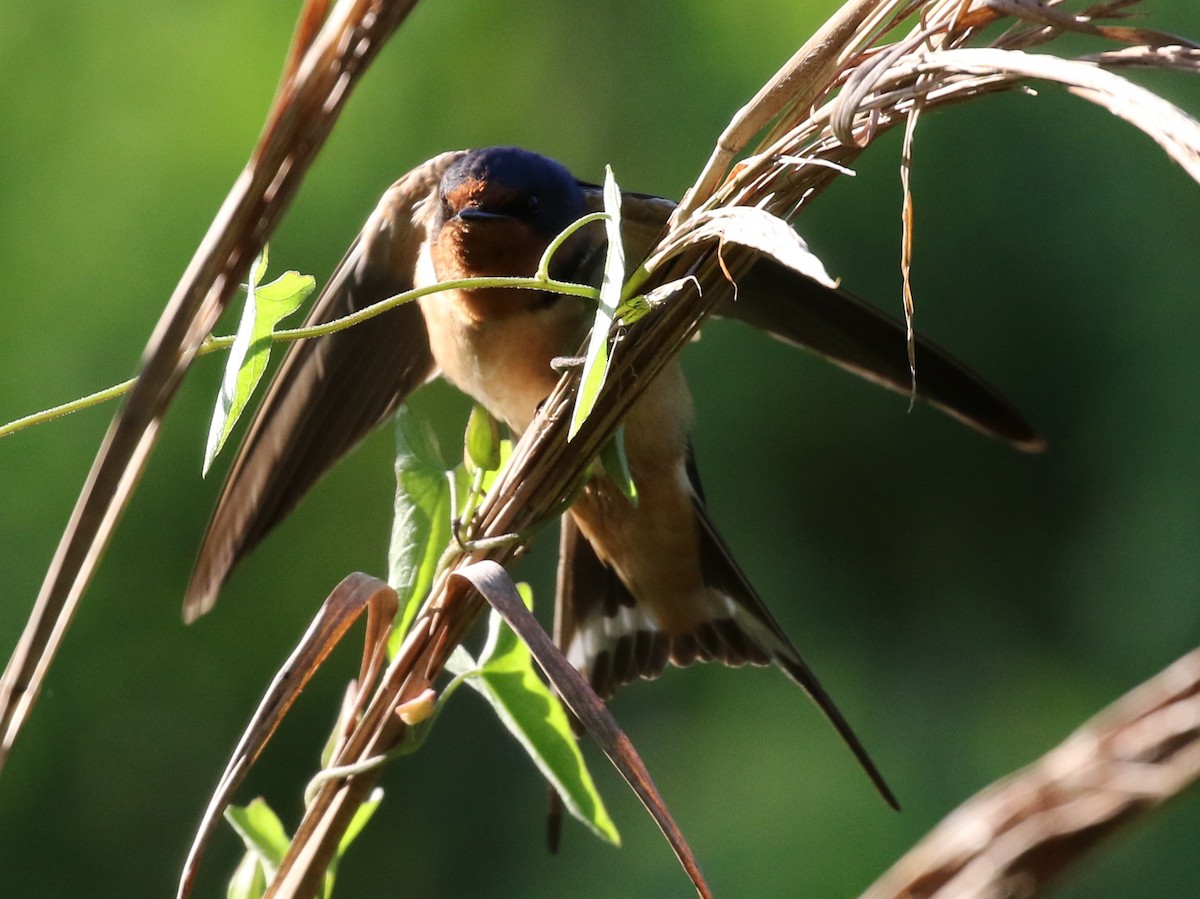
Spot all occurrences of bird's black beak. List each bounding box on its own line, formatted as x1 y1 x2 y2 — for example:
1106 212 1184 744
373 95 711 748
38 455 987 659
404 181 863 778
455 205 506 224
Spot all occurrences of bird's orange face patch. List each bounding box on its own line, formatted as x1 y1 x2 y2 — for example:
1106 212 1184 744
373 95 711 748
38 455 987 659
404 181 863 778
443 177 527 219
434 185 544 282
443 177 486 214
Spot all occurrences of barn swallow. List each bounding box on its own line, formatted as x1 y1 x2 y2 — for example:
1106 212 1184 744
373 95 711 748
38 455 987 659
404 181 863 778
185 147 1041 806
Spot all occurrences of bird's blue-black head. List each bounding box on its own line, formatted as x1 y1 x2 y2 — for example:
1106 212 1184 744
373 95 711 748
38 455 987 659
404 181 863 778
438 147 585 238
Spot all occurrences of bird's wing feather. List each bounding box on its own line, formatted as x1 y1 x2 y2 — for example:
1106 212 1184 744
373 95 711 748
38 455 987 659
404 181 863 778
577 184 1041 450
688 484 898 807
717 262 1043 450
555 515 668 698
555 443 898 807
183 151 466 620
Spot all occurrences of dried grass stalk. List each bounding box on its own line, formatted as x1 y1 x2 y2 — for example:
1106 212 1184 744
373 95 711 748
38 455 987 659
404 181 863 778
861 647 1200 899
0 0 422 770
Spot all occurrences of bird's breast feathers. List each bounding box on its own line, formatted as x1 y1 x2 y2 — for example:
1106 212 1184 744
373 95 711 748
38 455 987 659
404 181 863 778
415 239 591 432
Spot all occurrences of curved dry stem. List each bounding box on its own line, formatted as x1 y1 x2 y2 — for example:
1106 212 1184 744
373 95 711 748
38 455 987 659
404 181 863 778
0 0 424 771
862 648 1200 899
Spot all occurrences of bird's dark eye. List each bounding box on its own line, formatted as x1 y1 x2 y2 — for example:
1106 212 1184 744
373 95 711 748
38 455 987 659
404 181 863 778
525 194 540 214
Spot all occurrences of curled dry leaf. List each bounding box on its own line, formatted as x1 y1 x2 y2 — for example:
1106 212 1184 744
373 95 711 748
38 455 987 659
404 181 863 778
646 205 838 291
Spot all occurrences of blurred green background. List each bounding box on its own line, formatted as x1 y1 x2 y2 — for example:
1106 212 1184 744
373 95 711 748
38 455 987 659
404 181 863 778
2 2 1199 896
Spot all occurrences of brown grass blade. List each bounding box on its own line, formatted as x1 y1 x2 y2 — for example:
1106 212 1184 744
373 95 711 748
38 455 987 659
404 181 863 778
178 573 397 899
0 0 422 773
453 561 713 899
988 0 1200 50
901 47 1200 182
861 647 1200 899
676 0 889 219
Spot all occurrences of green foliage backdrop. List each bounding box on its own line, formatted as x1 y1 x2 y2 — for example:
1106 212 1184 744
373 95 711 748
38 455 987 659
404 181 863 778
1 2 1199 896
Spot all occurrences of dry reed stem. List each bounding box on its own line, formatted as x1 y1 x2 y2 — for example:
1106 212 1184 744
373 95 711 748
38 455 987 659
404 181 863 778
0 0 422 771
861 648 1200 899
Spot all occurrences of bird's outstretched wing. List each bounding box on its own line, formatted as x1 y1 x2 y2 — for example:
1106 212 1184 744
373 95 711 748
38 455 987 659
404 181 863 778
183 151 465 621
715 262 1043 450
580 184 1042 451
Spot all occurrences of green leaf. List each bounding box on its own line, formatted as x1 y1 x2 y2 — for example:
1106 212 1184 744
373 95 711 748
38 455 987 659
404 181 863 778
475 436 511 498
569 165 625 440
464 403 502 473
388 406 454 650
203 247 314 474
596 426 638 506
222 788 379 899
225 798 290 875
226 852 268 899
337 787 384 856
459 586 620 845
250 246 270 287
616 276 697 327
316 789 385 899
